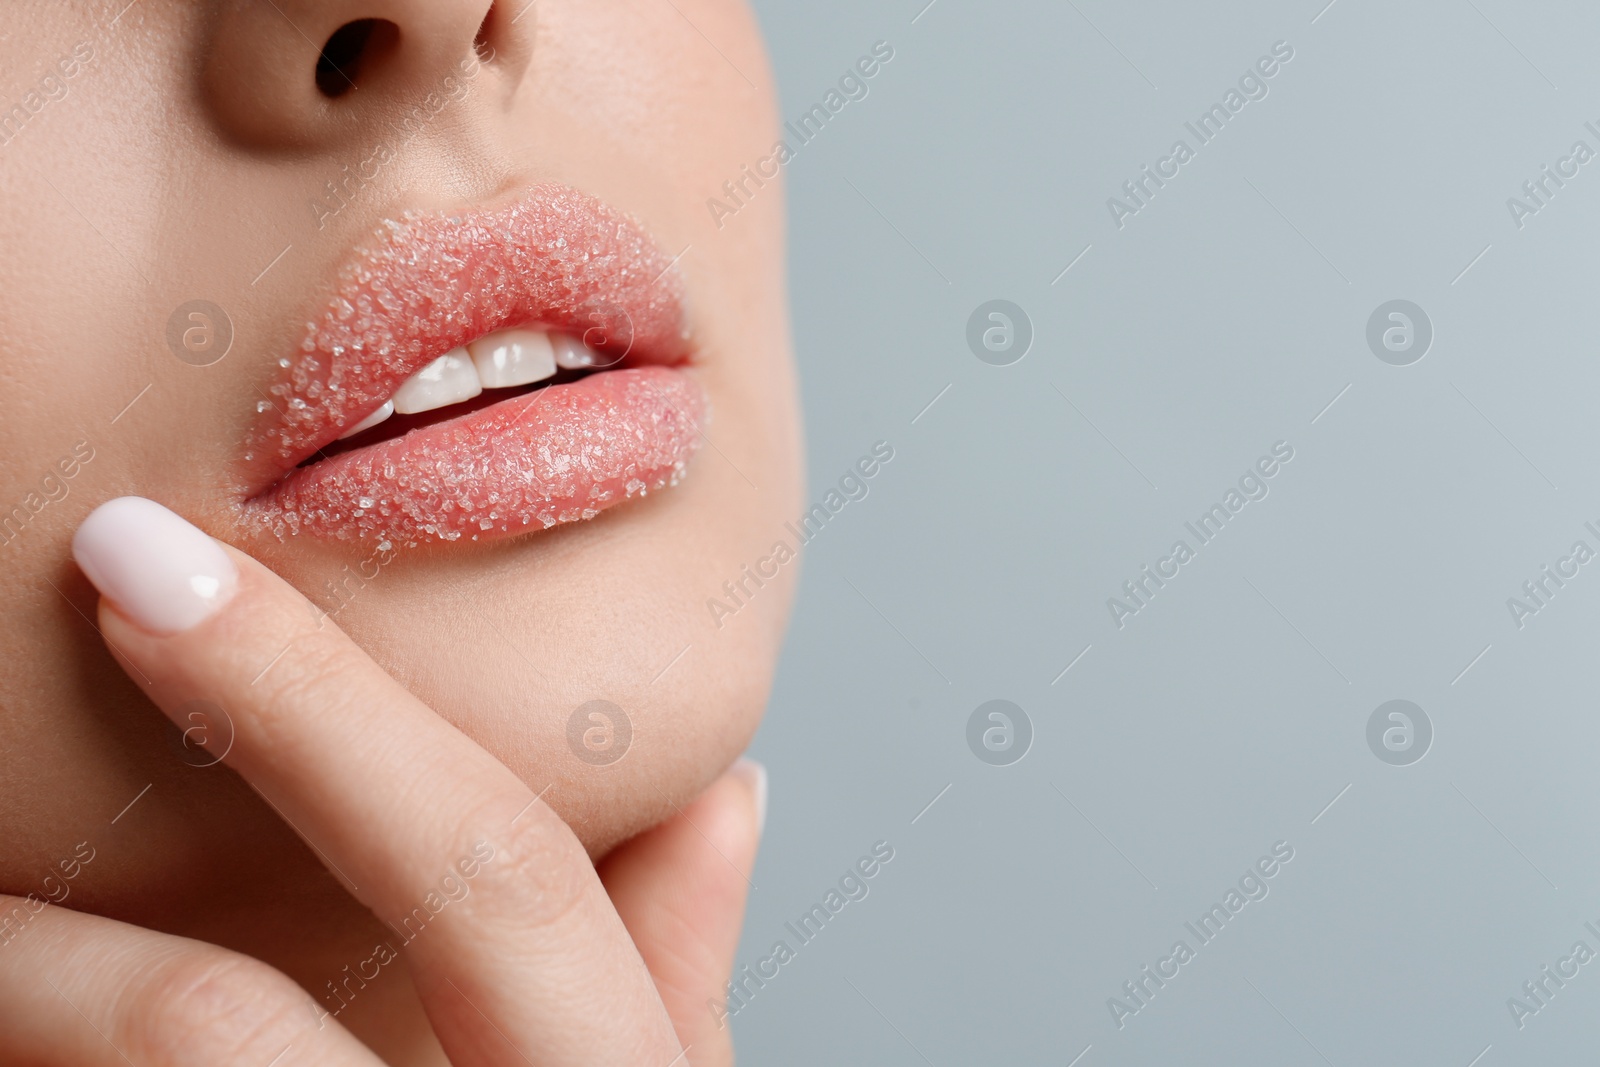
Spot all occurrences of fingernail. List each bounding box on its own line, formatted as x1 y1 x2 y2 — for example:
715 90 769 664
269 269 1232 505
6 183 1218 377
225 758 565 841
72 497 239 634
733 757 767 835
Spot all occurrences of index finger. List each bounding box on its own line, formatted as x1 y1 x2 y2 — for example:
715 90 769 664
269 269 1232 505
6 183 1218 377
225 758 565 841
72 497 683 1067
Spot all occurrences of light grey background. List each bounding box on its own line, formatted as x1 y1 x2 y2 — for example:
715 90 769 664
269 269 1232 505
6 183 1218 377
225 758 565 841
731 0 1600 1063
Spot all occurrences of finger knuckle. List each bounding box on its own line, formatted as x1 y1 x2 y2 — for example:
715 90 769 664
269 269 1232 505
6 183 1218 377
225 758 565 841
128 950 316 1063
250 638 370 749
463 805 593 933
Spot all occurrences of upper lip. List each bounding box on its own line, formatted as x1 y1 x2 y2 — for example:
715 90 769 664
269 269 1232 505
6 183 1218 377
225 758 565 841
242 183 692 494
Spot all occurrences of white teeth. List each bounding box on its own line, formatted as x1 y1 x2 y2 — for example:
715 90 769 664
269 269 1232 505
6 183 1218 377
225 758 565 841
355 327 608 436
468 328 557 388
338 399 394 440
552 333 605 370
391 348 482 414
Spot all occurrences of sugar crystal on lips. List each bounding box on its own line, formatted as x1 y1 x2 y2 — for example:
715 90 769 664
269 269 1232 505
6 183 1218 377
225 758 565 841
243 185 702 545
251 187 688 470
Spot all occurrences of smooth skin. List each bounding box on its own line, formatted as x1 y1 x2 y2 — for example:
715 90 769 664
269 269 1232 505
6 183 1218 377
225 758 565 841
0 528 760 1065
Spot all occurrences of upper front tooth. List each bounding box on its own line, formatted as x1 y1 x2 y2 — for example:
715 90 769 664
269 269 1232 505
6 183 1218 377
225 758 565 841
391 348 482 414
552 333 605 370
339 399 394 440
468 328 557 388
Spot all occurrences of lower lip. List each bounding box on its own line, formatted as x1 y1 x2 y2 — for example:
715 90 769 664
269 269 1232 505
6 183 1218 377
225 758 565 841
244 367 704 544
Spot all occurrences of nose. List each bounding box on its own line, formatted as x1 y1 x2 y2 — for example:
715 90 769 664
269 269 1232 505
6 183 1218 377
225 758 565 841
203 0 532 148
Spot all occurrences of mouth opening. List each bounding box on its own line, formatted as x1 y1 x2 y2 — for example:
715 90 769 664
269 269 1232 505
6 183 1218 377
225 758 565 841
295 322 638 468
305 362 619 465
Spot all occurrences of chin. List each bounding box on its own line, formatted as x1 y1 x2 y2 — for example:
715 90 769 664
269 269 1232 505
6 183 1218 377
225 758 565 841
245 454 802 861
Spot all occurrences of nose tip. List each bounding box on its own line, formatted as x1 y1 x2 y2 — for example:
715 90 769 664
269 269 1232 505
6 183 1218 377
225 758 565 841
202 0 530 149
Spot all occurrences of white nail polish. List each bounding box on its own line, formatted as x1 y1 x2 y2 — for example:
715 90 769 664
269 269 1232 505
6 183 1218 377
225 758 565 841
72 497 239 634
734 757 767 834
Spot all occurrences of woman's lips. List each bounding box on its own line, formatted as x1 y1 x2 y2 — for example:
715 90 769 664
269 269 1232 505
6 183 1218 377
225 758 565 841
241 184 706 545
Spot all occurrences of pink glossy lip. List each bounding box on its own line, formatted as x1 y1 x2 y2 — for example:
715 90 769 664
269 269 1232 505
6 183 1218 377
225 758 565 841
241 184 706 545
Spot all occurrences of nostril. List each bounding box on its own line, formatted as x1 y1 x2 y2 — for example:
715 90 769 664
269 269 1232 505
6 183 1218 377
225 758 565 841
470 3 508 64
316 18 400 99
474 5 499 64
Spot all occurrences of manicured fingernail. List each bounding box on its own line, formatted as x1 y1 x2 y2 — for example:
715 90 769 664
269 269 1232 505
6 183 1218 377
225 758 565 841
733 757 767 834
72 497 238 634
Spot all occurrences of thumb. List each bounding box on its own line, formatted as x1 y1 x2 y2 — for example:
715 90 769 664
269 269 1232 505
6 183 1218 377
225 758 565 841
599 758 765 1067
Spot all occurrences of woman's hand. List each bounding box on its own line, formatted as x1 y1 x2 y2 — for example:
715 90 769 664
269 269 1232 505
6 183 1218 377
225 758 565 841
0 497 763 1066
